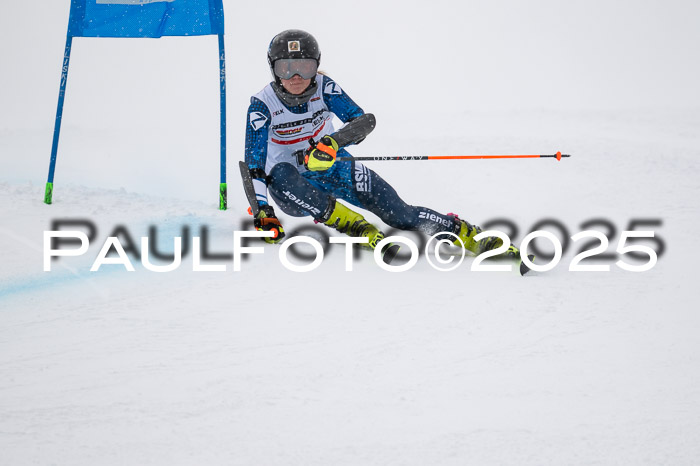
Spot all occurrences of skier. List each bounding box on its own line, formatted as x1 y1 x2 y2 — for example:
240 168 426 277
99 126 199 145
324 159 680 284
242 29 514 259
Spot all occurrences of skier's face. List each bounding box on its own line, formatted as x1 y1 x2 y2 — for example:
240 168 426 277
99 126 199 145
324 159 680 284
280 75 311 95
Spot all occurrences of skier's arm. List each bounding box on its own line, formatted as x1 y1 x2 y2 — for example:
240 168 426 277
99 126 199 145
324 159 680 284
321 75 376 148
243 98 285 243
332 113 376 147
244 97 272 206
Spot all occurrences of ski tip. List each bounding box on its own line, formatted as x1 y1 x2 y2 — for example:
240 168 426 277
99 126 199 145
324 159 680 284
382 243 401 265
519 254 535 276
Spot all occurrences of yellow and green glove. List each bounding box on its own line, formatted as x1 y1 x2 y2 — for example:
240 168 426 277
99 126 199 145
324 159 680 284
254 205 285 244
304 135 339 172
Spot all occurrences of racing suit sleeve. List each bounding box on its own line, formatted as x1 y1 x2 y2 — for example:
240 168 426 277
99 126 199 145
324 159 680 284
321 75 376 148
244 97 272 206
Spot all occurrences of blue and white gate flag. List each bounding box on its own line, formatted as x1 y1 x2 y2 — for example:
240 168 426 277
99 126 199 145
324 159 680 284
67 0 224 38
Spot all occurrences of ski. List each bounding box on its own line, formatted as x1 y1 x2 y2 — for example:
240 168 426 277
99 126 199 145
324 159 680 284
519 254 535 276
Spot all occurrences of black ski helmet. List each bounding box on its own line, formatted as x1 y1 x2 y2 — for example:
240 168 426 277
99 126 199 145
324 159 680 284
267 29 321 82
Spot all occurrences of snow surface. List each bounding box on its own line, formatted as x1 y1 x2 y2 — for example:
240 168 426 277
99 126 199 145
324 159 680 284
2 1 700 465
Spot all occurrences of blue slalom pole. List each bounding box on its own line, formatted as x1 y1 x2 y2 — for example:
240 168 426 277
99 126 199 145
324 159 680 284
45 35 73 204
218 34 227 210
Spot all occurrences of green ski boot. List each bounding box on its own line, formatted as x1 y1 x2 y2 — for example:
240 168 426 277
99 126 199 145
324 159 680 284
450 214 534 275
451 215 502 254
319 198 400 263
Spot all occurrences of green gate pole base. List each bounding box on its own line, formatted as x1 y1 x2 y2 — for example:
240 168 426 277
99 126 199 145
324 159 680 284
44 182 53 204
219 183 227 210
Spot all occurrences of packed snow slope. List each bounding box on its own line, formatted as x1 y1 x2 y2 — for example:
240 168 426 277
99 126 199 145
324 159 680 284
1 1 700 465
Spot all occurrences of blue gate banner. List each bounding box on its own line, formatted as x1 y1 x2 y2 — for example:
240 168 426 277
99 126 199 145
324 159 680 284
68 0 224 38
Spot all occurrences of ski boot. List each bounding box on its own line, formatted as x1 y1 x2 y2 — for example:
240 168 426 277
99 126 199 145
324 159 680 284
318 198 400 263
450 214 502 255
450 213 534 275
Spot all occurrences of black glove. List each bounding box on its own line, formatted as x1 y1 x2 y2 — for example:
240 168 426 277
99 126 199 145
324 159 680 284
254 205 285 244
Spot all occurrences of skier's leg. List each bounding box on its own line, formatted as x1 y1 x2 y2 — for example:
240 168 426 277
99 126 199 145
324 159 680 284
302 153 520 259
351 162 457 235
267 162 330 218
267 162 385 248
348 160 506 254
267 158 504 255
299 155 456 235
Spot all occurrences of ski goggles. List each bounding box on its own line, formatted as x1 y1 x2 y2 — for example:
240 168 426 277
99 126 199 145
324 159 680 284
273 58 318 80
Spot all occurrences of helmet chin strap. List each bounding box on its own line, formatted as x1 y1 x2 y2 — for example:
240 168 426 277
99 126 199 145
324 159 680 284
271 79 318 107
